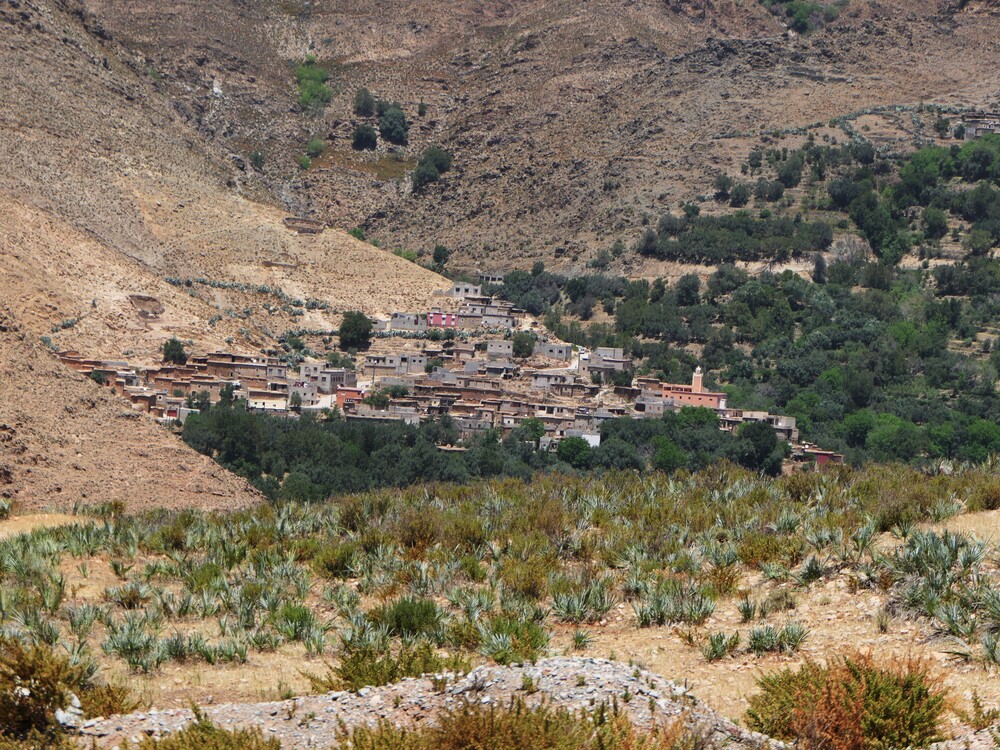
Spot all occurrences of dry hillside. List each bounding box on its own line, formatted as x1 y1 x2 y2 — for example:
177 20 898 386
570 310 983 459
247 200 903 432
0 0 451 512
76 0 1000 271
0 306 261 512
0 0 450 363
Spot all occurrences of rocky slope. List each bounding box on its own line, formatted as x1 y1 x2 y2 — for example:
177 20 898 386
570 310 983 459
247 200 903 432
76 0 1000 271
0 306 261 512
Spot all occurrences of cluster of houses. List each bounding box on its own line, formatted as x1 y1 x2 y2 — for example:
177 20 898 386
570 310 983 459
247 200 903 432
382 283 519 333
58 340 842 467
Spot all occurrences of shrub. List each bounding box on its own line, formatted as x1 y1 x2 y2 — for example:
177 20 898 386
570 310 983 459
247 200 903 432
135 714 280 750
371 597 445 640
312 640 468 692
307 138 325 158
411 161 441 192
78 682 140 719
330 698 699 750
313 542 357 580
352 125 377 151
299 155 312 170
379 105 409 145
353 87 376 117
746 654 946 750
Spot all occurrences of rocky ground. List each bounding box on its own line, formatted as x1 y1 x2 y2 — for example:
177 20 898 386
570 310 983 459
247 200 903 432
76 0 1000 271
75 656 1000 749
79 658 780 749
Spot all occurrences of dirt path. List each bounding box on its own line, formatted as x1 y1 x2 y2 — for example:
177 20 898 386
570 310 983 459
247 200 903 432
0 513 83 540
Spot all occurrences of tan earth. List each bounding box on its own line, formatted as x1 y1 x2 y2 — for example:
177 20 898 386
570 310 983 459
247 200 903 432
0 306 262 513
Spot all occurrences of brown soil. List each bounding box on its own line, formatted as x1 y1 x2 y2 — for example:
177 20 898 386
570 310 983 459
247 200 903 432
0 306 261 513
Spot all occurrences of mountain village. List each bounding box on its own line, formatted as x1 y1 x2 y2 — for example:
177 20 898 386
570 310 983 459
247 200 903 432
57 280 841 468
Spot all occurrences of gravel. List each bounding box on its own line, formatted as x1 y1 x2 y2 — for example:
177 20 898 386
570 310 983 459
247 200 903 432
79 657 781 749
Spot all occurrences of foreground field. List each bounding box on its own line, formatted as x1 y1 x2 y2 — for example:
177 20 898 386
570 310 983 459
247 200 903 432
3 463 1000 740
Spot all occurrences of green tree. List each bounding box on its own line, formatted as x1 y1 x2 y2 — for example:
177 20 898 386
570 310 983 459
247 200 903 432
339 311 373 350
732 421 783 476
185 390 212 412
729 182 752 208
162 337 188 364
512 331 537 359
557 436 592 469
353 87 376 117
433 245 450 267
924 207 948 240
352 125 377 151
652 436 686 473
812 253 827 284
379 105 409 145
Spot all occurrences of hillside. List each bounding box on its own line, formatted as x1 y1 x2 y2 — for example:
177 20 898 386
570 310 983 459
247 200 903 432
76 0 1000 271
0 0 450 364
0 306 261 512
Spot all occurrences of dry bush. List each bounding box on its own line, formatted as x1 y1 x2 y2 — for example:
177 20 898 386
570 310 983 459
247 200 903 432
78 682 141 718
0 640 138 741
746 654 946 750
135 714 280 750
331 698 709 750
0 640 77 739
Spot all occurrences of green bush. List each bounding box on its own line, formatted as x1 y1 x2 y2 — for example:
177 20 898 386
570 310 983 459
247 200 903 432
379 105 409 145
296 58 332 113
353 125 377 151
307 138 325 158
746 654 946 750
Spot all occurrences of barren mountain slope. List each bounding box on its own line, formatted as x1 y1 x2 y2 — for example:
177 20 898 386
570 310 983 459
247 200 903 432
0 0 449 361
78 0 1000 271
0 307 261 513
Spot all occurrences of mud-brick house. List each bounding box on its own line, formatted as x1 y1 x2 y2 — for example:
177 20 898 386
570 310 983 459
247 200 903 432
533 342 573 361
659 367 727 410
